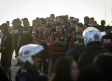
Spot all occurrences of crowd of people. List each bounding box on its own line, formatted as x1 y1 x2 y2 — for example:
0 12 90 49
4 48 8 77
0 14 112 81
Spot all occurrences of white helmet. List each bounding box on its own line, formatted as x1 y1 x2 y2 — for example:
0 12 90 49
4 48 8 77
19 44 44 65
83 27 102 46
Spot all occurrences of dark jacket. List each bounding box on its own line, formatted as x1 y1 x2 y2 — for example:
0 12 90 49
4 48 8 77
78 44 109 70
0 66 9 81
16 62 48 81
1 32 12 53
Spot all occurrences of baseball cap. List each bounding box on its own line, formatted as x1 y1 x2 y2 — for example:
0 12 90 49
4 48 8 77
22 18 28 22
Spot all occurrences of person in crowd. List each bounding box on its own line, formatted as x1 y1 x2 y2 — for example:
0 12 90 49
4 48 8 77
99 20 106 32
76 18 79 23
67 20 77 50
17 18 22 27
34 26 48 74
0 66 10 81
78 27 109 69
44 27 52 59
66 23 84 61
77 65 103 81
6 21 10 28
32 19 40 44
12 19 22 66
94 53 112 80
50 14 56 24
44 27 52 74
57 16 64 24
84 16 93 27
32 20 36 27
90 17 95 25
102 26 112 53
16 44 48 81
44 18 53 27
50 22 67 68
6 21 13 34
49 57 79 81
17 18 32 47
1 23 12 81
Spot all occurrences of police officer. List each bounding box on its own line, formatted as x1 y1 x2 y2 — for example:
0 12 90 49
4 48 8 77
16 44 48 81
78 27 109 70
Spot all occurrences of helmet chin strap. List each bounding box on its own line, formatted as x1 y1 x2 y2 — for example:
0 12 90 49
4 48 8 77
27 56 34 65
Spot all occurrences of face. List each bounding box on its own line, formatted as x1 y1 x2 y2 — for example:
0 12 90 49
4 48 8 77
17 19 22 25
70 61 79 81
47 20 52 25
57 17 62 22
32 20 35 25
35 21 40 27
76 26 83 32
71 23 77 29
6 21 10 26
50 15 55 21
56 26 62 34
32 56 40 69
44 28 50 35
105 29 111 35
23 20 28 26
12 21 19 27
1 27 4 34
39 27 44 34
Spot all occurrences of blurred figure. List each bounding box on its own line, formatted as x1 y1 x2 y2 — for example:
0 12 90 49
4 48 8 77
44 18 52 27
18 18 32 47
0 66 9 81
16 44 48 81
78 27 109 69
49 57 79 81
50 14 56 24
99 20 106 32
67 20 78 49
67 23 84 62
1 23 12 81
102 26 112 53
6 21 13 34
17 18 22 26
84 16 93 27
34 26 48 74
32 19 40 44
90 17 94 25
50 23 67 68
12 19 22 66
57 16 63 24
6 21 10 28
94 53 112 80
78 65 103 81
32 20 36 27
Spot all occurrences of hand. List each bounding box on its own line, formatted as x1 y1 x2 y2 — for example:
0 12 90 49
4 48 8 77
55 39 59 43
3 47 5 50
72 31 76 35
36 38 40 42
78 43 83 46
75 41 79 45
